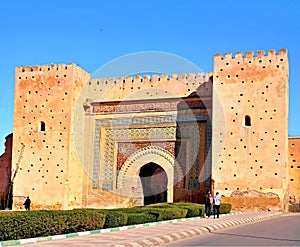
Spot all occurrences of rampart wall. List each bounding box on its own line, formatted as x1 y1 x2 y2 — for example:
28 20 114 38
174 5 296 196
12 64 90 209
212 49 289 209
86 72 212 103
288 137 300 211
10 49 293 210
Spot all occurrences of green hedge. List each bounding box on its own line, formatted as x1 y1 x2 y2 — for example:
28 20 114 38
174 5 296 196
0 203 231 242
220 203 232 214
0 210 105 241
174 203 204 217
101 210 127 228
120 204 188 221
126 213 157 225
148 207 188 221
146 202 177 208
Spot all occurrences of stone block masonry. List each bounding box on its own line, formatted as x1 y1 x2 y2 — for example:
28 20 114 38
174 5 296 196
8 49 297 211
212 49 289 210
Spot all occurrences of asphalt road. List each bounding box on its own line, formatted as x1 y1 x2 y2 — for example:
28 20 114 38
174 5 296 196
164 214 300 246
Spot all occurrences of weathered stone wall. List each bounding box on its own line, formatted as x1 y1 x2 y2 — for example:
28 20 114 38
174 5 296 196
12 64 90 210
87 72 212 102
11 62 213 209
0 134 12 209
221 190 281 212
10 49 294 211
288 137 300 212
79 74 213 208
212 49 289 210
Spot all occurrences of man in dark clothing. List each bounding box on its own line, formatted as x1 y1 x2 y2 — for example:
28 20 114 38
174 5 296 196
204 190 212 218
23 196 31 210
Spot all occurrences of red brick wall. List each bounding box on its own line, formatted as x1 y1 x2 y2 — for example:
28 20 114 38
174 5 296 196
0 133 13 209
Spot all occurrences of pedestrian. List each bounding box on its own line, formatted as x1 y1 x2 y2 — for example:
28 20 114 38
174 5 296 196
23 196 31 211
213 192 221 218
204 190 213 218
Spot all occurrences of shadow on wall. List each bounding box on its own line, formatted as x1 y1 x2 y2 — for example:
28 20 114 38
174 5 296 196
174 77 213 203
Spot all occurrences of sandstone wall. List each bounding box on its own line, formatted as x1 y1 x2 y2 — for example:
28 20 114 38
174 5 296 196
12 64 90 210
87 72 212 102
11 49 293 210
79 74 213 208
212 49 289 209
12 63 213 209
288 137 300 211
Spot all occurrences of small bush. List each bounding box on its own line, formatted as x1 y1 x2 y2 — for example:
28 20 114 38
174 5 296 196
102 211 127 228
174 203 203 217
126 213 156 225
220 203 232 214
146 203 177 208
147 207 188 221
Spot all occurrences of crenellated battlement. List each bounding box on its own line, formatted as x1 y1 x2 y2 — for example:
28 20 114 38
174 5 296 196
89 72 213 86
86 72 213 101
16 63 70 73
213 48 288 84
15 62 213 88
11 48 292 210
214 49 287 61
15 63 90 80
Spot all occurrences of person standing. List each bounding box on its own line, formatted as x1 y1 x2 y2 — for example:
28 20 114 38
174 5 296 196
204 190 213 218
213 192 221 218
23 196 31 211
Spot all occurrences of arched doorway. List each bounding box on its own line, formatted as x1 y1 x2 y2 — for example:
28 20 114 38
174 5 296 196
139 163 168 205
117 146 184 204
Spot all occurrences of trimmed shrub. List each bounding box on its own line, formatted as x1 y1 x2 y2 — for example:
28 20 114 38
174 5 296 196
220 203 232 214
174 203 203 217
0 210 105 241
147 208 188 221
102 211 127 228
0 203 231 241
146 203 177 208
0 212 30 241
126 213 156 225
198 205 205 216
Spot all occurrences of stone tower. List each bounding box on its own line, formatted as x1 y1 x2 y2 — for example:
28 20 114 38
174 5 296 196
10 49 292 211
12 64 90 209
212 49 289 207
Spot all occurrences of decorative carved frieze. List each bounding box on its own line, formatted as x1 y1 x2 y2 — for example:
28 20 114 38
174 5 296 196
92 97 208 114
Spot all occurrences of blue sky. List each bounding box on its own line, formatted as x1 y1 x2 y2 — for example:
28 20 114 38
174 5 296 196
0 0 299 154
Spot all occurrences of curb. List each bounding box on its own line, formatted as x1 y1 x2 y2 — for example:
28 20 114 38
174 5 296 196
0 212 277 246
115 212 282 247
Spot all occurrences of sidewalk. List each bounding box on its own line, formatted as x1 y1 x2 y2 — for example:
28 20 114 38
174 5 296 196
0 212 282 247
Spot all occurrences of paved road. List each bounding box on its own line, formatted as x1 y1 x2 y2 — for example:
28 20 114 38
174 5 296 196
164 214 300 246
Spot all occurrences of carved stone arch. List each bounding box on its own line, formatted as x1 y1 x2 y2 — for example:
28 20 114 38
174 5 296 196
117 146 184 203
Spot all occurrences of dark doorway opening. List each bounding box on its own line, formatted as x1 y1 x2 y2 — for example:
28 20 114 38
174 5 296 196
139 163 168 205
